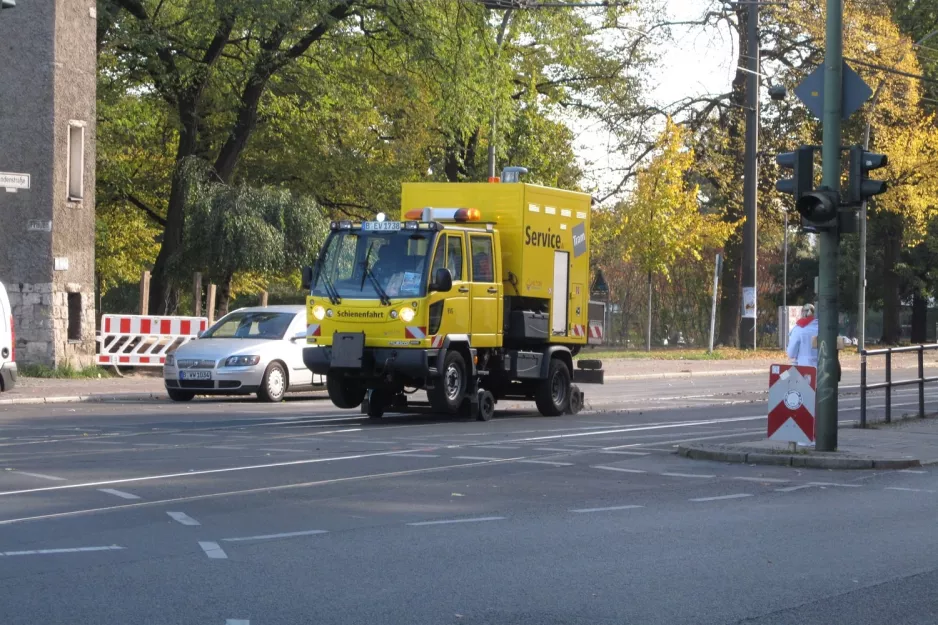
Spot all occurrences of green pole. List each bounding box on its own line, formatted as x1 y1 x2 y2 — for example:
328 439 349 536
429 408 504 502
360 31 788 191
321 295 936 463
816 0 843 452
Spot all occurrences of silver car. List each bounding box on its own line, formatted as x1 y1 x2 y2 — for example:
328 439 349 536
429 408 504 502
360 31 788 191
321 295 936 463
163 305 322 402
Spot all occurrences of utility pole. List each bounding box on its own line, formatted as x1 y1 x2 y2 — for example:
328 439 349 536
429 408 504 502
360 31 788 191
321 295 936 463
816 0 844 452
740 0 760 349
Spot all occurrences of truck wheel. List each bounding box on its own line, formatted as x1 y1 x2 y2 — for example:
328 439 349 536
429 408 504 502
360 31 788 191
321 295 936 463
257 362 287 403
428 350 468 415
365 390 386 420
327 373 366 409
167 389 195 402
535 358 571 417
477 390 496 422
566 384 583 415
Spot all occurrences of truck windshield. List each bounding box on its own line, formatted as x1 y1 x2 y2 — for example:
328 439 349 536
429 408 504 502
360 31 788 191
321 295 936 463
311 229 437 300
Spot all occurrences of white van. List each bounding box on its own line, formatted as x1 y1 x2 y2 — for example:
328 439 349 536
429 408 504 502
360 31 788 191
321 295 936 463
0 281 16 392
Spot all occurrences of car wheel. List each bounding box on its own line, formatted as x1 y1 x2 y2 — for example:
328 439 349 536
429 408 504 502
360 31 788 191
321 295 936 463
535 358 571 417
167 389 195 402
258 362 287 403
428 350 467 415
326 373 366 409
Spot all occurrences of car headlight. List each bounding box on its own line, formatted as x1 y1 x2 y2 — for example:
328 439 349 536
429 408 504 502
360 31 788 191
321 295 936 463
400 307 415 323
225 355 261 367
312 305 326 320
165 354 175 367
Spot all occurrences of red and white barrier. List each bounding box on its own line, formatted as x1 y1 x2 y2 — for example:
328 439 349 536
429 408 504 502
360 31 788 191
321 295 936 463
97 314 208 367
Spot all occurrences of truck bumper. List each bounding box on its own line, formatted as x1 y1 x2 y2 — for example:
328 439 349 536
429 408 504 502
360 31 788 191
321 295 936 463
0 362 17 391
304 345 435 380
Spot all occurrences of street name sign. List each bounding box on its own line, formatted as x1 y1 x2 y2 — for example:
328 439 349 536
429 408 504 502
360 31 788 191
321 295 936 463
768 364 816 445
0 172 30 192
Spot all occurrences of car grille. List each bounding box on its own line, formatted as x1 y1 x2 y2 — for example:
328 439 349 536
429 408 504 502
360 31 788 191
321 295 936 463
218 381 241 389
176 359 217 369
179 380 216 390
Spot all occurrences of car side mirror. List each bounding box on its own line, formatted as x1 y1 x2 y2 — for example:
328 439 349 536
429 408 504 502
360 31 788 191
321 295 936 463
430 267 453 293
301 265 314 290
291 330 307 342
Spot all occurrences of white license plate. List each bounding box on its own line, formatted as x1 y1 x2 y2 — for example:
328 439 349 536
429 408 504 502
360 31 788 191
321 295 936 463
180 371 211 381
361 221 401 232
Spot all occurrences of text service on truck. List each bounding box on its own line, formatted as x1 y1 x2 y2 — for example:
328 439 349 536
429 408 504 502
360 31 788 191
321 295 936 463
302 176 605 420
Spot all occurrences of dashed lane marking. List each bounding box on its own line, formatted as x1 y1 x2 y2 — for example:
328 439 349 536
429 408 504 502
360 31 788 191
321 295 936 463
899 470 928 474
10 471 66 482
408 517 505 527
226 620 250 625
534 447 576 452
592 466 647 474
885 487 936 493
598 451 650 456
223 530 328 542
690 494 753 502
475 445 520 450
166 511 200 526
98 488 141 500
661 472 716 479
454 456 504 461
570 505 644 513
199 541 228 559
389 453 440 458
518 460 573 467
0 545 124 557
732 477 791 484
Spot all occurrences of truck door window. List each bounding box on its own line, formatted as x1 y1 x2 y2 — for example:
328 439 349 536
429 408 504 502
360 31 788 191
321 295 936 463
447 235 464 281
430 236 446 277
470 235 494 282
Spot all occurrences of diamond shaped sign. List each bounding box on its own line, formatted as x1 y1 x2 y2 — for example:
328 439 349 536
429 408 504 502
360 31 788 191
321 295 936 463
794 61 872 120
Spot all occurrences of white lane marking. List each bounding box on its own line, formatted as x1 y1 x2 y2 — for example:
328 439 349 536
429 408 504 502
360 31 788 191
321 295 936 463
475 445 520 450
0 447 491 498
222 530 328 542
454 456 504 461
598 451 650 456
808 482 862 488
408 516 504 527
226 620 250 625
133 443 166 447
166 511 200 526
389 453 440 458
732 477 791 484
775 482 860 493
899 469 928 474
171 433 216 438
592 466 647 474
206 446 246 450
259 448 310 453
570 505 644 513
0 545 124 557
98 488 141 500
76 440 122 445
534 447 575 452
690 494 753 502
199 541 228 559
661 472 715 479
11 471 67 482
518 460 573 467
776 484 814 493
885 487 936 493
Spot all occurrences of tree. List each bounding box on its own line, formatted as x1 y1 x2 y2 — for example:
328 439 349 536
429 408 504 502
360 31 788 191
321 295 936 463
600 119 736 350
179 162 329 315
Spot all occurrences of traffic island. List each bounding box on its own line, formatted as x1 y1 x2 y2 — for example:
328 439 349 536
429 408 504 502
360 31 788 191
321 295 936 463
676 420 938 470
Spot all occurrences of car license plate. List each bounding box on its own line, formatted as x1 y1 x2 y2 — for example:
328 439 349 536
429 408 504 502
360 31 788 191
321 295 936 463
180 371 211 381
361 221 401 232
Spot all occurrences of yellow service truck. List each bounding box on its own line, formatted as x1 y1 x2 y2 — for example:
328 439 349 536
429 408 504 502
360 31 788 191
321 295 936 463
301 169 605 420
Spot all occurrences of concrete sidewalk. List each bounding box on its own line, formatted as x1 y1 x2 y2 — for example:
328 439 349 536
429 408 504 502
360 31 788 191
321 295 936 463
0 373 167 405
678 416 938 470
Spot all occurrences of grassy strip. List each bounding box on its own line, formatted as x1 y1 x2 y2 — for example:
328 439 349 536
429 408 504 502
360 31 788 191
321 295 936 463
18 364 112 379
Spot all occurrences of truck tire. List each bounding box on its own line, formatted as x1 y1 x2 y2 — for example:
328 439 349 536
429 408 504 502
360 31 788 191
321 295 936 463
327 373 366 409
535 358 571 417
428 350 468 415
477 389 496 422
167 389 195 402
365 390 385 420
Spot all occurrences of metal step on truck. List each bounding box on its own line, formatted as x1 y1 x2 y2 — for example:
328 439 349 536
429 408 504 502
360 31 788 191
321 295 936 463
301 167 605 420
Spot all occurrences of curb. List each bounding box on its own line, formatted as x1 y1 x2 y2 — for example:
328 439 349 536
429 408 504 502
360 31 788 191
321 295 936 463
0 393 165 406
606 368 765 381
677 444 921 470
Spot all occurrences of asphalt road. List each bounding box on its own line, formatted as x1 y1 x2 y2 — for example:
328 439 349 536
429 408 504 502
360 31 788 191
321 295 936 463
2 374 938 625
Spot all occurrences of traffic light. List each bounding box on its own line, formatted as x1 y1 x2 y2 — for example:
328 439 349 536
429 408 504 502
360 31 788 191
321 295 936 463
847 145 888 205
775 146 815 203
1 1 15 9
796 186 839 232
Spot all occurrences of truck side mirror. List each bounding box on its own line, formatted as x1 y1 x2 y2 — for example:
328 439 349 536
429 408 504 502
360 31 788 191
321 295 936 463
430 267 453 293
301 265 314 290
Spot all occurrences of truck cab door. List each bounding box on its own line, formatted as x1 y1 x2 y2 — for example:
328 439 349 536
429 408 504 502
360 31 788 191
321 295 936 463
468 233 501 348
427 233 470 342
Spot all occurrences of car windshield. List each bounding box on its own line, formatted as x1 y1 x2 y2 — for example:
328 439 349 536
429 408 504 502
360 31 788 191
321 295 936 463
311 229 436 300
202 311 294 340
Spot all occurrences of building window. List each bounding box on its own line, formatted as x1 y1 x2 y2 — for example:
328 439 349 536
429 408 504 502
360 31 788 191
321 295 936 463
67 293 82 341
67 123 85 201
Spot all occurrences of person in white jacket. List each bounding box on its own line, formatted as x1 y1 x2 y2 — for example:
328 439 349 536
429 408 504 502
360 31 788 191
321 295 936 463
787 304 818 368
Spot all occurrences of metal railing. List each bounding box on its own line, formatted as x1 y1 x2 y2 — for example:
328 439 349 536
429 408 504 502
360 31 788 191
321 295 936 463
860 344 938 428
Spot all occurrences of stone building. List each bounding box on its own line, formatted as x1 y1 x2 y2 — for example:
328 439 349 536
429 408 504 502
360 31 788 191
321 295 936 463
0 0 97 367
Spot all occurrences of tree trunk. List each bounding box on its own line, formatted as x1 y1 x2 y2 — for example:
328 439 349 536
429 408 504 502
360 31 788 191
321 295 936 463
717 234 742 347
218 274 234 317
881 212 903 344
646 270 652 351
911 292 927 344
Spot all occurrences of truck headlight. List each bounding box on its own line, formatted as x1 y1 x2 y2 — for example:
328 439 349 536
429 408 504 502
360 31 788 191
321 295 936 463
312 305 326 320
399 307 415 323
225 355 260 367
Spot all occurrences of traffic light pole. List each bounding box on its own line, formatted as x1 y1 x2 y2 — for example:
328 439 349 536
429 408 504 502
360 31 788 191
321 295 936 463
740 0 760 350
816 0 843 452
